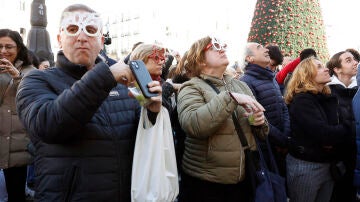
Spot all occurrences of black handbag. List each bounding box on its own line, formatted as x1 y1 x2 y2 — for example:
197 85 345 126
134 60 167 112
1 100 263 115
232 112 287 202
202 79 287 202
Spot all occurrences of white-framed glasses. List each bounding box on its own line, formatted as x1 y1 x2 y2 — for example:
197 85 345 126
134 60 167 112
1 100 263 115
204 37 227 52
60 12 102 37
61 24 100 37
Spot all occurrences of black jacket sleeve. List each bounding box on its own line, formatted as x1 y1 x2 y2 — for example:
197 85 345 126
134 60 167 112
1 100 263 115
16 63 117 144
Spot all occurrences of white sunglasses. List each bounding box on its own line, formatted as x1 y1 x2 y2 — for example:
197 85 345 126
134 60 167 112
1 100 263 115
60 12 102 37
204 37 227 51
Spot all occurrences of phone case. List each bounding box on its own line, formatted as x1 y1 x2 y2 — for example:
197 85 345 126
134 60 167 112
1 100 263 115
129 60 158 98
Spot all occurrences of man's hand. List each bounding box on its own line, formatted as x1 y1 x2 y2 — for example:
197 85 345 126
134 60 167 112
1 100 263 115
109 60 134 86
110 61 162 112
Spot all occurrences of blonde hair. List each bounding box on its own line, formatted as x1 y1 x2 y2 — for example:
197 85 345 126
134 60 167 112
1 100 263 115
173 51 189 76
284 57 331 104
130 44 165 63
184 36 212 77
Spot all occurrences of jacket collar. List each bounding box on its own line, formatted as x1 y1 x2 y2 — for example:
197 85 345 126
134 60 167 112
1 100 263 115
55 50 105 80
244 63 274 79
199 74 233 86
327 75 357 89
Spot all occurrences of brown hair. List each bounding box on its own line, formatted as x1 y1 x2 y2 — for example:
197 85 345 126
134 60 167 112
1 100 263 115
326 51 346 77
0 29 31 66
285 57 331 104
184 36 212 77
346 48 360 62
173 51 188 76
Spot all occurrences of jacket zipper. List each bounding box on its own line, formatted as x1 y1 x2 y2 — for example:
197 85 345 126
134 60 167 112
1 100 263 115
223 78 243 180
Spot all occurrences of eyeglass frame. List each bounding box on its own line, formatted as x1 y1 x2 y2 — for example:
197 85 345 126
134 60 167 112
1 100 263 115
0 44 17 51
60 12 102 37
148 46 166 64
61 24 102 37
204 37 227 52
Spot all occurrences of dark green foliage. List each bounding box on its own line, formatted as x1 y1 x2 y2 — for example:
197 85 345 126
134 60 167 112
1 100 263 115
248 0 329 61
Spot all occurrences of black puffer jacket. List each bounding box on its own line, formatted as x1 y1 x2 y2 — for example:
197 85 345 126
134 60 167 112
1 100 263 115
241 64 291 147
16 52 140 202
329 82 357 169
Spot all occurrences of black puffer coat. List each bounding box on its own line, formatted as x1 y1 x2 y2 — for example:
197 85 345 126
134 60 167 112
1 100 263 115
241 64 291 147
16 52 141 202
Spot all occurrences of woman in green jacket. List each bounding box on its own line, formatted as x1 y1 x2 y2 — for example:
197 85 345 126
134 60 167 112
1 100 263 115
177 36 269 202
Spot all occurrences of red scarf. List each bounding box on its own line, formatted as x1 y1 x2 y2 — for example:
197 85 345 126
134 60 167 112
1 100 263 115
151 75 162 83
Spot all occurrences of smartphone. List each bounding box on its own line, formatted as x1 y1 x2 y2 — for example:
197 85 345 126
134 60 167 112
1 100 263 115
129 60 158 98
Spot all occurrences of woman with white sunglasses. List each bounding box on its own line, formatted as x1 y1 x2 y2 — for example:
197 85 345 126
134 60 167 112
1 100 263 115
176 36 269 202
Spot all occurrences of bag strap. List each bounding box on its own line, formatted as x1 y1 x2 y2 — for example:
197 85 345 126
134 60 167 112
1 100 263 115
254 134 280 173
202 78 280 174
231 112 250 148
202 79 250 148
203 78 220 94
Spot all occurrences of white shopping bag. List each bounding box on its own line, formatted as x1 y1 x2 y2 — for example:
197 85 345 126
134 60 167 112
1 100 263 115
131 106 179 202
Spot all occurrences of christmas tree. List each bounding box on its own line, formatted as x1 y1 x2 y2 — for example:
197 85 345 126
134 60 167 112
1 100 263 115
247 0 329 61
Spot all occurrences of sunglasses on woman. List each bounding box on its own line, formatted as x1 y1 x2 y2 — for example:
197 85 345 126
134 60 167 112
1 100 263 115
148 46 166 63
204 37 227 52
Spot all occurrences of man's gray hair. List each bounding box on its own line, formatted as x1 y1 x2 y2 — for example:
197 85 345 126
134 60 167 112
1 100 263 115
243 42 256 66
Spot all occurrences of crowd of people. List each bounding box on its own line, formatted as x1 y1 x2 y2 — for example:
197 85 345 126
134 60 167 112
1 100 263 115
0 3 359 202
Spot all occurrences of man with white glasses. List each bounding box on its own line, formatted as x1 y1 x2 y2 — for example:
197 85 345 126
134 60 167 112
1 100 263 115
16 4 162 201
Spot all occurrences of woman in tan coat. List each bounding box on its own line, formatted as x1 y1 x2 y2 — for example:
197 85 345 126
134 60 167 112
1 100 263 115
176 36 269 202
0 29 34 202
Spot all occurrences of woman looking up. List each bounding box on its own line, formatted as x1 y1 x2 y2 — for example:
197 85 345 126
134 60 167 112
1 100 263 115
176 36 269 202
285 57 350 202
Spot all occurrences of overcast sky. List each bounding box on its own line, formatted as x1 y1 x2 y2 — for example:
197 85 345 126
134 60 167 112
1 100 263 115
44 0 360 59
